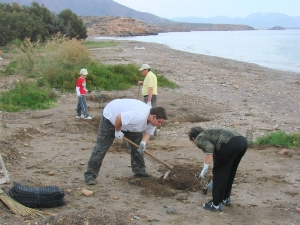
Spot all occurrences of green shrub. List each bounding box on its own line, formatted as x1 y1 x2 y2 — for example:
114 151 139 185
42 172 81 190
1 37 179 111
254 131 300 148
0 80 57 112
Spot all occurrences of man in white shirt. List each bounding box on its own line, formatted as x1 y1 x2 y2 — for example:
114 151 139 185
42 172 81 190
84 98 168 185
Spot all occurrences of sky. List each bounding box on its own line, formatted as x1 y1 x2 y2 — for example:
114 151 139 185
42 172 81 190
113 0 300 18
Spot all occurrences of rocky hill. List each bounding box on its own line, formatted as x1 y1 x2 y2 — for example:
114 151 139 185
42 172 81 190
81 16 159 36
0 0 255 36
81 16 254 37
0 0 172 24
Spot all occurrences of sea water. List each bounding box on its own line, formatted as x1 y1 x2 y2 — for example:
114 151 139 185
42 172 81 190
96 29 300 73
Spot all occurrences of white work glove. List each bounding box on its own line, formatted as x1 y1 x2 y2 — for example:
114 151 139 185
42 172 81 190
115 130 124 140
138 141 146 153
147 102 152 106
199 163 209 179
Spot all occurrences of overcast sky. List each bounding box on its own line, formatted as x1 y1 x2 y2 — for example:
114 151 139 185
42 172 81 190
113 0 300 18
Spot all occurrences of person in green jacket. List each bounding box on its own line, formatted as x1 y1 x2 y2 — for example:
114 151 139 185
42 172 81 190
188 127 248 212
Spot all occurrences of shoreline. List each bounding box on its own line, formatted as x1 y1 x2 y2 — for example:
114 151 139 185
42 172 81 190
90 29 300 74
90 38 300 137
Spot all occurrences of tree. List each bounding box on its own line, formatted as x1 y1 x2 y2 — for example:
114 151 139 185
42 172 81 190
57 9 87 40
0 2 87 46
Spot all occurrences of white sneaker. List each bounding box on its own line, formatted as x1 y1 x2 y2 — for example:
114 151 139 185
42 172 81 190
75 115 84 119
84 116 92 120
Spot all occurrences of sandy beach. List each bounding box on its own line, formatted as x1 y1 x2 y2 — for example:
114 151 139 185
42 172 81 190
90 39 300 138
0 39 299 224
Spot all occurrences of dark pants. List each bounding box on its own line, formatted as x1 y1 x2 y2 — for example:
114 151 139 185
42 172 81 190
143 95 157 107
76 95 89 118
212 136 248 205
84 115 146 181
143 95 157 136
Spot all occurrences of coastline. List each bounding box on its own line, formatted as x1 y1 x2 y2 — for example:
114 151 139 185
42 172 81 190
92 29 300 74
90 38 300 138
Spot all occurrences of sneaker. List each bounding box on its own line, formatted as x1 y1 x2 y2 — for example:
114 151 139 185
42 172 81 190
84 116 92 120
223 197 232 206
75 115 84 119
134 171 152 177
85 178 96 185
203 202 223 212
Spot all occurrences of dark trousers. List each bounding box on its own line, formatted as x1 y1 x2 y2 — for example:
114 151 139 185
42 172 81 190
143 95 157 107
212 136 248 205
84 115 146 180
76 95 89 118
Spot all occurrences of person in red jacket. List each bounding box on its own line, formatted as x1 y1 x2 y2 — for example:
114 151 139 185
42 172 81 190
76 68 92 119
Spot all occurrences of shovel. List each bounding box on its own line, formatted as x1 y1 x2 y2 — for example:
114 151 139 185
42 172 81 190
137 84 141 99
123 137 173 179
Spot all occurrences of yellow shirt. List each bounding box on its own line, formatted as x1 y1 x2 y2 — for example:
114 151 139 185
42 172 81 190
142 71 157 96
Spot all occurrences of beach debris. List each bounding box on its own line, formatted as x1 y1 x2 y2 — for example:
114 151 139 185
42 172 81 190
82 189 93 196
278 149 288 155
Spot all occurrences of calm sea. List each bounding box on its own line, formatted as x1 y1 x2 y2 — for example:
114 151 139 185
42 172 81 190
96 29 300 73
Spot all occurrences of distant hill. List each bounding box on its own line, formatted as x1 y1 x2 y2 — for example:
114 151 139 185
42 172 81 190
0 0 255 36
0 0 172 24
170 13 300 29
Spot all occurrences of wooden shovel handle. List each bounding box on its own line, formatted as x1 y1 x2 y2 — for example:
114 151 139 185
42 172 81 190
123 137 173 170
137 85 141 99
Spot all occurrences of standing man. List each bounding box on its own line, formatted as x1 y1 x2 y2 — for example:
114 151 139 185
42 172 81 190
76 68 92 119
84 98 168 185
137 64 158 136
188 127 248 212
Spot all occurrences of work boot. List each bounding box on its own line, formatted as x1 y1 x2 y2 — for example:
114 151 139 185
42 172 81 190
85 178 97 185
134 171 152 177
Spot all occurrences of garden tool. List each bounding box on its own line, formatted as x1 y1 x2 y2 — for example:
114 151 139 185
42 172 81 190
137 84 141 99
123 137 173 179
0 154 10 184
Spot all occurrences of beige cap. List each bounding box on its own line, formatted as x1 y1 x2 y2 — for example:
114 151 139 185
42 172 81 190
79 68 88 75
139 64 150 71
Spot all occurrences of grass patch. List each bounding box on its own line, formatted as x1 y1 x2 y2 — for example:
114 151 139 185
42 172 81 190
254 131 300 148
0 80 57 112
83 40 118 49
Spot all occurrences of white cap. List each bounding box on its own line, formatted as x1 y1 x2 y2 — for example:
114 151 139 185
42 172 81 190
79 68 88 75
139 64 150 71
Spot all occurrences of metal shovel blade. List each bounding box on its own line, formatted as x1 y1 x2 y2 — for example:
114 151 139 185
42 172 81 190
163 170 171 179
123 137 173 180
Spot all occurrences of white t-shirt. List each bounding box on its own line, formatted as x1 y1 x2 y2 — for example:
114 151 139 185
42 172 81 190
103 99 156 135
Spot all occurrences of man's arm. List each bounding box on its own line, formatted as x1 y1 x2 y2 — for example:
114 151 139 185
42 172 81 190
204 154 213 164
141 132 151 142
147 87 153 103
115 114 122 130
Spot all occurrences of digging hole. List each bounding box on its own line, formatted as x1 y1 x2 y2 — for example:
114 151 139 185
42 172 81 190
126 164 212 197
162 115 210 127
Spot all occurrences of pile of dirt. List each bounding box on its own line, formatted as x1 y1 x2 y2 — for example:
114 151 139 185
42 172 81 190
124 164 211 197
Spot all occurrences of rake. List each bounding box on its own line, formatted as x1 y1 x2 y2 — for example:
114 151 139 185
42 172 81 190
0 189 54 218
